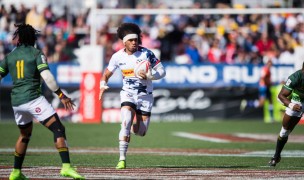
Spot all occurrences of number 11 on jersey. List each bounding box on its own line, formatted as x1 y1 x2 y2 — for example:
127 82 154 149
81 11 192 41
16 60 24 79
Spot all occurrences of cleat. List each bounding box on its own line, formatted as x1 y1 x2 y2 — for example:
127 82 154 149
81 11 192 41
60 165 85 179
9 169 29 180
268 156 281 167
240 99 247 112
116 160 126 169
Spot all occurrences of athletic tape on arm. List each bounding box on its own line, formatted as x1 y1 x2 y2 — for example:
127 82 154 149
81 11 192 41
151 63 166 80
40 70 59 92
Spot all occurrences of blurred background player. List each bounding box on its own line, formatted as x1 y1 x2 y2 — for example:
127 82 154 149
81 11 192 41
268 62 304 167
99 23 166 169
0 24 84 180
240 58 274 122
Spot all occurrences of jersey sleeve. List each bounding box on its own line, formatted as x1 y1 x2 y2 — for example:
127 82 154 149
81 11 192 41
36 52 49 73
107 54 119 72
283 73 297 91
0 57 9 77
146 49 160 68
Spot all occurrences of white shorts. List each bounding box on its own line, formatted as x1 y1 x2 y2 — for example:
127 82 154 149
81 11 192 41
120 90 153 113
285 100 304 117
13 96 56 125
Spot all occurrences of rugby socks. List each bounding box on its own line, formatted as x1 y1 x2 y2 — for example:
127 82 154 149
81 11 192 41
119 141 128 161
13 152 25 169
274 136 288 158
58 147 70 163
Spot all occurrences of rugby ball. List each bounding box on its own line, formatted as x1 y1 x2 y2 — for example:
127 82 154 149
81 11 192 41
134 60 150 78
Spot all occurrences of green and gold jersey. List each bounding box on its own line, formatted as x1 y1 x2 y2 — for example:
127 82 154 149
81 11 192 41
283 69 304 103
0 45 49 106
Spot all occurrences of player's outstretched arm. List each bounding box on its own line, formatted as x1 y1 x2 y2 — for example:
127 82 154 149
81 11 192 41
54 88 75 111
40 69 75 111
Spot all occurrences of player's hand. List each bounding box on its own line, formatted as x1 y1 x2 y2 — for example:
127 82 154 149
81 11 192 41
289 103 302 112
293 104 302 112
99 87 108 100
138 70 147 79
138 68 153 80
60 96 75 111
99 81 109 100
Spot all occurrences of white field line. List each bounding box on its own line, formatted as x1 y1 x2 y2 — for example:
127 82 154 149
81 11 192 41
234 133 304 143
173 132 230 143
0 148 304 157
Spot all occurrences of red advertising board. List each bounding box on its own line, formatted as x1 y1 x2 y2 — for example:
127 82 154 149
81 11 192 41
79 72 102 123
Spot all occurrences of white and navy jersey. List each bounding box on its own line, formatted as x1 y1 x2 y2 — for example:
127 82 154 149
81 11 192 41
107 46 160 95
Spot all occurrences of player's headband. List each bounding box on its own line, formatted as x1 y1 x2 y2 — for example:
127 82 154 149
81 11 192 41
123 34 138 43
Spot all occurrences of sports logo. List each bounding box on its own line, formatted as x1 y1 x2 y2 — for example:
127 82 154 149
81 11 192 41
41 55 47 63
285 79 291 86
35 107 41 113
122 69 134 77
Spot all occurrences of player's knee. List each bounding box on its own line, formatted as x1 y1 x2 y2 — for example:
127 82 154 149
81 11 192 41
279 127 290 138
18 122 33 144
21 133 31 144
43 114 66 142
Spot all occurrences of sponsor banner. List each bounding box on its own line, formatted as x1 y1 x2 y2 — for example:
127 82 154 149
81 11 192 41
155 64 293 88
101 88 263 122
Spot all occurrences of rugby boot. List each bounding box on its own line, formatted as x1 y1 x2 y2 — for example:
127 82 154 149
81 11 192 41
116 160 126 169
60 163 85 179
9 169 29 180
268 156 281 167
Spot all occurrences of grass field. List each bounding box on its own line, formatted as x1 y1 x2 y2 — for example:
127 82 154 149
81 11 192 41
1 120 304 179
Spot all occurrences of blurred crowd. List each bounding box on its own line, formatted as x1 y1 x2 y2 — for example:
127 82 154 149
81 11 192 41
0 1 304 66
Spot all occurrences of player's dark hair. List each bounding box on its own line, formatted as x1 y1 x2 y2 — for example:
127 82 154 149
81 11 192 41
13 24 40 46
117 23 142 44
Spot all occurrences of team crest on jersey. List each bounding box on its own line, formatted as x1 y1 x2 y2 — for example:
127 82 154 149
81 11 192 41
41 55 47 63
35 107 41 113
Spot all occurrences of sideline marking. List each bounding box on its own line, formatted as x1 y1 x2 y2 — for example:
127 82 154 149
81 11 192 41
173 132 230 143
174 132 304 143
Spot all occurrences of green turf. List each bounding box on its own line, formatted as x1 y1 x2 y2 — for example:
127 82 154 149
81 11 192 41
1 120 304 170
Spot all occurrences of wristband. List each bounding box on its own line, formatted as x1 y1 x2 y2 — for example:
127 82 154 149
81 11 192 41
288 103 296 110
100 81 109 89
54 88 66 100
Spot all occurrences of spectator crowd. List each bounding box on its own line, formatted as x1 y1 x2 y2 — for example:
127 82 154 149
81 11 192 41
0 1 304 66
